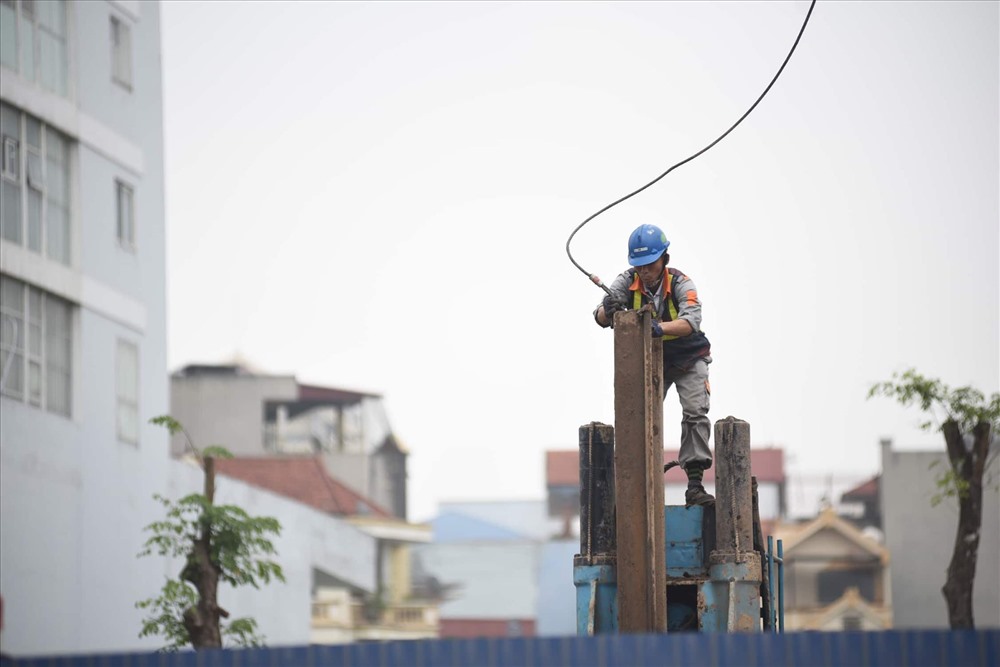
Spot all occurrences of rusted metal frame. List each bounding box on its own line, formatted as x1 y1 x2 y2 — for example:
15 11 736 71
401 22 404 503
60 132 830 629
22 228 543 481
777 539 785 632
612 309 666 633
752 476 772 630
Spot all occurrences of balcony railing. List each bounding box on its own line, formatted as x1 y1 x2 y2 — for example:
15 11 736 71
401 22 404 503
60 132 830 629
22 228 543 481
311 598 439 635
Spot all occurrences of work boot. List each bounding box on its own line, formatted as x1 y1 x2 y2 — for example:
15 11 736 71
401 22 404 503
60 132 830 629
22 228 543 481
685 485 715 507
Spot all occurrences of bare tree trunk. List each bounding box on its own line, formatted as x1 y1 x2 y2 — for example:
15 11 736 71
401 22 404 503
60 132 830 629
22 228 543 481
182 457 226 648
941 420 991 629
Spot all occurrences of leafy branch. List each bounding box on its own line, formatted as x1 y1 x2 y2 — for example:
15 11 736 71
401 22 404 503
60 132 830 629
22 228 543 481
136 416 285 650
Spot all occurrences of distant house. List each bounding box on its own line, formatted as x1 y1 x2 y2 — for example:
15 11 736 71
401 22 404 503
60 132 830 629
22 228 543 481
546 446 786 526
412 500 576 639
216 457 436 643
774 508 892 630
840 474 882 531
171 363 408 520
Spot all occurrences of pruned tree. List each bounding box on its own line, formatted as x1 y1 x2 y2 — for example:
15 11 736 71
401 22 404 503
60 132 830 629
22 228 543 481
869 369 999 628
136 416 286 650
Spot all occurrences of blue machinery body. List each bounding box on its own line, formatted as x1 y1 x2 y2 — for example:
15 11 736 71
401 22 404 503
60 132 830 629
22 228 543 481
574 421 785 635
574 506 785 634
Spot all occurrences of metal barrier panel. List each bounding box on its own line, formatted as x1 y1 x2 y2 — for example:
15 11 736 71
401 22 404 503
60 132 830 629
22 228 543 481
2 629 997 667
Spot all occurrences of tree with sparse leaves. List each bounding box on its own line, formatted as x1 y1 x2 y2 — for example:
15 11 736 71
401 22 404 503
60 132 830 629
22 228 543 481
869 369 999 629
136 416 285 650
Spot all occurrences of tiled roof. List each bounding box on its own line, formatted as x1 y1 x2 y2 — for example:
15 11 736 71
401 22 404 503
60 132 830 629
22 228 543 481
842 475 880 500
298 383 380 404
546 451 579 487
215 456 393 519
546 447 785 487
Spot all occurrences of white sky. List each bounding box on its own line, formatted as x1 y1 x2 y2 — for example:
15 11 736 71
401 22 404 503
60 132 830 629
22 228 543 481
160 1 999 522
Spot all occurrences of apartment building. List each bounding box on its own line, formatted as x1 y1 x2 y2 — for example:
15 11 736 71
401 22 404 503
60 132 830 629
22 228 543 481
0 0 170 654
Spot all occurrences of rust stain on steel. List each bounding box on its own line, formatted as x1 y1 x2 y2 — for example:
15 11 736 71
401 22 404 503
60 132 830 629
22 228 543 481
714 417 754 555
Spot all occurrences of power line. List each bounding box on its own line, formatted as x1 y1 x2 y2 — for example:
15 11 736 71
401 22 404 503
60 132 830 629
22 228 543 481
566 0 818 294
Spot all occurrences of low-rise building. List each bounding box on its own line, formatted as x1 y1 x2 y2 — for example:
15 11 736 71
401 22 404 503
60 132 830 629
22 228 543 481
774 508 892 631
171 363 408 519
215 456 437 643
546 446 786 529
880 439 999 628
412 500 571 638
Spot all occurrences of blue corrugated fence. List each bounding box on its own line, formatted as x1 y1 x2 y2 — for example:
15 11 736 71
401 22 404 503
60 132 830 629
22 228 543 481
1 629 997 667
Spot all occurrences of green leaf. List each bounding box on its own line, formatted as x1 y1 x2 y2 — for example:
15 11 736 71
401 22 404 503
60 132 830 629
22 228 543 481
203 445 234 459
135 422 284 650
149 415 184 436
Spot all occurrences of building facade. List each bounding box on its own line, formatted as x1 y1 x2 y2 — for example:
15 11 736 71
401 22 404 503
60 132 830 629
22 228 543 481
775 508 893 631
170 363 409 520
546 446 786 529
880 439 999 628
208 456 438 643
0 0 169 655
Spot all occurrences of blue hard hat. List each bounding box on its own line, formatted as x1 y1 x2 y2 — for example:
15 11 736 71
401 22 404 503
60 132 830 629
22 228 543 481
627 224 670 267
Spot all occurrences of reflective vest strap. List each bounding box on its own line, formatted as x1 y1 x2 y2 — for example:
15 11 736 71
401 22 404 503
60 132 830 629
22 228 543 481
630 272 680 341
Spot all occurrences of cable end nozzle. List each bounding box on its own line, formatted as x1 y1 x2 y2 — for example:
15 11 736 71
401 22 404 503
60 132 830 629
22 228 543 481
590 274 612 295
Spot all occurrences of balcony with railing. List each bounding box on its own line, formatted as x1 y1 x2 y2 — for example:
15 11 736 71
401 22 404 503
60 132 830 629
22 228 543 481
310 591 439 643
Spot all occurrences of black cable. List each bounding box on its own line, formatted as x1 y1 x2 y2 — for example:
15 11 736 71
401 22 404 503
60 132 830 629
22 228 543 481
566 0 817 294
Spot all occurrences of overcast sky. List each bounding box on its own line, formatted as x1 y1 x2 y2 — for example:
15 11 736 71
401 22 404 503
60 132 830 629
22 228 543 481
160 1 998 522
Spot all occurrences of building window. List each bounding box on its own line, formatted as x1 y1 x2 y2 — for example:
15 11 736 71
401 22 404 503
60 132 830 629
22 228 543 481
0 273 72 416
0 0 69 97
110 14 132 89
817 568 876 605
842 614 862 631
0 101 72 265
116 179 134 249
117 339 139 443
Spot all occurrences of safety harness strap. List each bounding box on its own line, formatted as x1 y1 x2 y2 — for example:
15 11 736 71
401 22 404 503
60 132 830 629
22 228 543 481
630 270 680 341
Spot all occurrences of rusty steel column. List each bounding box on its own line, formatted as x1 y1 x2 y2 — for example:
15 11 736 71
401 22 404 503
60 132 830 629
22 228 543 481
714 417 754 554
612 309 666 633
578 422 616 563
703 416 762 632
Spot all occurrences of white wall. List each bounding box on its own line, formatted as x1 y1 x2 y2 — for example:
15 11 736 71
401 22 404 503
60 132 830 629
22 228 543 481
413 541 539 620
1 0 170 656
0 2 375 656
881 443 1000 628
0 437 376 657
170 374 298 457
169 462 376 648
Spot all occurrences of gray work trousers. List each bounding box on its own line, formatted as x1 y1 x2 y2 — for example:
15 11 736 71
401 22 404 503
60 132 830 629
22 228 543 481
663 356 712 472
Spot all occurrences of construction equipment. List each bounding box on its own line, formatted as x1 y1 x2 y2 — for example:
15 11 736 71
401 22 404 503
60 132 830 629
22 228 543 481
574 419 785 634
574 310 784 634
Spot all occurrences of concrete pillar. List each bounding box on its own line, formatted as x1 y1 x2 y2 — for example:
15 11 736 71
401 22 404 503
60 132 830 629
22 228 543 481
612 309 666 633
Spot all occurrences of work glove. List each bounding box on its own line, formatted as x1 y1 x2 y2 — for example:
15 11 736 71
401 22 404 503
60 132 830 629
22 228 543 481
651 322 664 338
602 294 625 320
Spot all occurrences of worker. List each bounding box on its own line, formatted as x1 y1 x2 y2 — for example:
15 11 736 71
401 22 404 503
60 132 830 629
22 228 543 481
594 223 714 507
